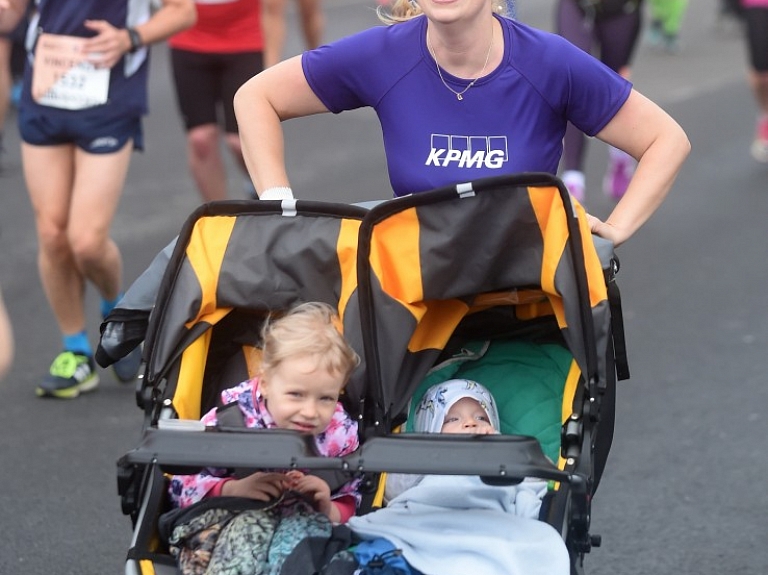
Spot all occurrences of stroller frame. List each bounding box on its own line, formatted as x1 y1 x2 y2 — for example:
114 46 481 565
107 173 628 575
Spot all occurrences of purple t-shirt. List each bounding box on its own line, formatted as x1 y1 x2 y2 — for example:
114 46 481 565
303 14 632 197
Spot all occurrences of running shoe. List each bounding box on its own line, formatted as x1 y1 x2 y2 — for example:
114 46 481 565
562 170 585 204
663 34 681 54
112 344 143 383
750 115 768 163
10 79 22 108
36 351 100 399
603 150 636 200
645 20 664 48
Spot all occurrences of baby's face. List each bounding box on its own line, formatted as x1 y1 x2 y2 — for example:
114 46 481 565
440 397 495 434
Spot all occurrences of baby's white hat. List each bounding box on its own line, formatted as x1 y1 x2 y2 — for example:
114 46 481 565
413 379 500 433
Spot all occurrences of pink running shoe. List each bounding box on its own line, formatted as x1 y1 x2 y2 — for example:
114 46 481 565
751 115 768 163
603 149 636 200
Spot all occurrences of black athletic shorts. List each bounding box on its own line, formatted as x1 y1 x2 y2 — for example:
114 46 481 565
170 49 264 133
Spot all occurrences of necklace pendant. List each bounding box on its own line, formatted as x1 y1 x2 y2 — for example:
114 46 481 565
457 93 463 101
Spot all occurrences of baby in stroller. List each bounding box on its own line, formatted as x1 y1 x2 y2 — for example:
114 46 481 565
348 379 570 575
164 301 362 573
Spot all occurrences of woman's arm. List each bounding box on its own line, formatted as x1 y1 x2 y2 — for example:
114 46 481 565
82 0 196 70
590 89 691 246
0 0 27 33
134 0 197 46
233 55 330 197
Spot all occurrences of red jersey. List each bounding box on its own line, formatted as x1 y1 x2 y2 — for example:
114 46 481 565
169 0 263 53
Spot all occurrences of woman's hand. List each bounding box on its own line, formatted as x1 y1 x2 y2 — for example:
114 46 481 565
594 89 690 246
586 213 624 246
220 471 288 501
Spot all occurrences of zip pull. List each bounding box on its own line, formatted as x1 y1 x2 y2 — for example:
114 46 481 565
367 548 403 567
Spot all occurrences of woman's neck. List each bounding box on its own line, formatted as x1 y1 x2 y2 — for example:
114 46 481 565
426 14 502 79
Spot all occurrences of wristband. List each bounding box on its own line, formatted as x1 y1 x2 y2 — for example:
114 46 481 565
126 27 143 53
260 186 294 200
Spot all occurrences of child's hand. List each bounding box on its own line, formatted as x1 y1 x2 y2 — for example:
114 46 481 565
284 469 305 488
287 473 338 521
221 471 288 501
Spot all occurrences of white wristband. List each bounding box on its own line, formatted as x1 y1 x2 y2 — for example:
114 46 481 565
259 186 294 200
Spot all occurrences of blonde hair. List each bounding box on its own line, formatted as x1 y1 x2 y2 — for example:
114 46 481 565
377 0 511 25
259 302 360 383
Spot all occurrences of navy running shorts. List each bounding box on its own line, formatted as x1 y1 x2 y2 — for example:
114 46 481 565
18 106 144 153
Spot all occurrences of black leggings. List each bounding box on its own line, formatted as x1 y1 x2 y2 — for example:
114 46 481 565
556 0 643 171
743 8 768 72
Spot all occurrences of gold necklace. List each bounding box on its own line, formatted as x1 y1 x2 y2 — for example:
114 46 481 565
427 25 494 101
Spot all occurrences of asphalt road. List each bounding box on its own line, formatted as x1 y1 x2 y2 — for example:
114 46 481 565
1 0 767 573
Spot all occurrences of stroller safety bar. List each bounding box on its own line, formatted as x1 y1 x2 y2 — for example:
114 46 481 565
119 427 571 482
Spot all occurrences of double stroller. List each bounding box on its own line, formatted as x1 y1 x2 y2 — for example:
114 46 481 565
100 173 629 575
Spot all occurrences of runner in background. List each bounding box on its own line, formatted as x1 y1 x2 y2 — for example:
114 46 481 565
646 0 688 53
555 0 644 204
739 0 768 162
262 0 324 67
0 0 195 398
169 0 264 201
0 0 28 169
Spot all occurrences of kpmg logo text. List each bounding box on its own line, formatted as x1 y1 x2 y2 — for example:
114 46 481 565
425 134 508 169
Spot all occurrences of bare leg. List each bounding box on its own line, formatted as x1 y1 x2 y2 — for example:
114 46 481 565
187 123 228 201
296 0 324 50
224 131 247 173
23 143 83 335
69 144 130 302
262 0 288 68
749 69 768 115
22 141 131 336
224 131 255 197
0 38 11 158
0 288 13 381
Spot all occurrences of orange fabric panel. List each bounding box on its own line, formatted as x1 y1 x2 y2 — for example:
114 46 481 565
337 218 362 325
557 359 582 471
528 186 608 328
184 216 237 329
409 299 470 352
174 330 212 420
529 186 569 328
369 208 423 306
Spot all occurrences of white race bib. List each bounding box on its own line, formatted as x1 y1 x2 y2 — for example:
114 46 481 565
32 33 110 110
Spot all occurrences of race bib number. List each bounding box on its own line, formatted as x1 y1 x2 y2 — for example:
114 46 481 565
32 33 110 110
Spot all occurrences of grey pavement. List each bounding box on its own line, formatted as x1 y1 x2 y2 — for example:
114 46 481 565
1 1 767 573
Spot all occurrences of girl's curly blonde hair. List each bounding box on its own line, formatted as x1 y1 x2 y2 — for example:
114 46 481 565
259 301 360 383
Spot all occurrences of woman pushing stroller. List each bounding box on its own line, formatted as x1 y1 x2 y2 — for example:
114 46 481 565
234 0 690 248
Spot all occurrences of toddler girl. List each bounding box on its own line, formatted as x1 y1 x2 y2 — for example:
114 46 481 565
168 301 361 523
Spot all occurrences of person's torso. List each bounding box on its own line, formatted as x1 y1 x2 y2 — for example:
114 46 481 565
169 0 263 53
303 16 631 197
21 0 152 117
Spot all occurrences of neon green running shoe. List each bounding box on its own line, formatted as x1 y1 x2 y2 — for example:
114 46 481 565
36 351 100 399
